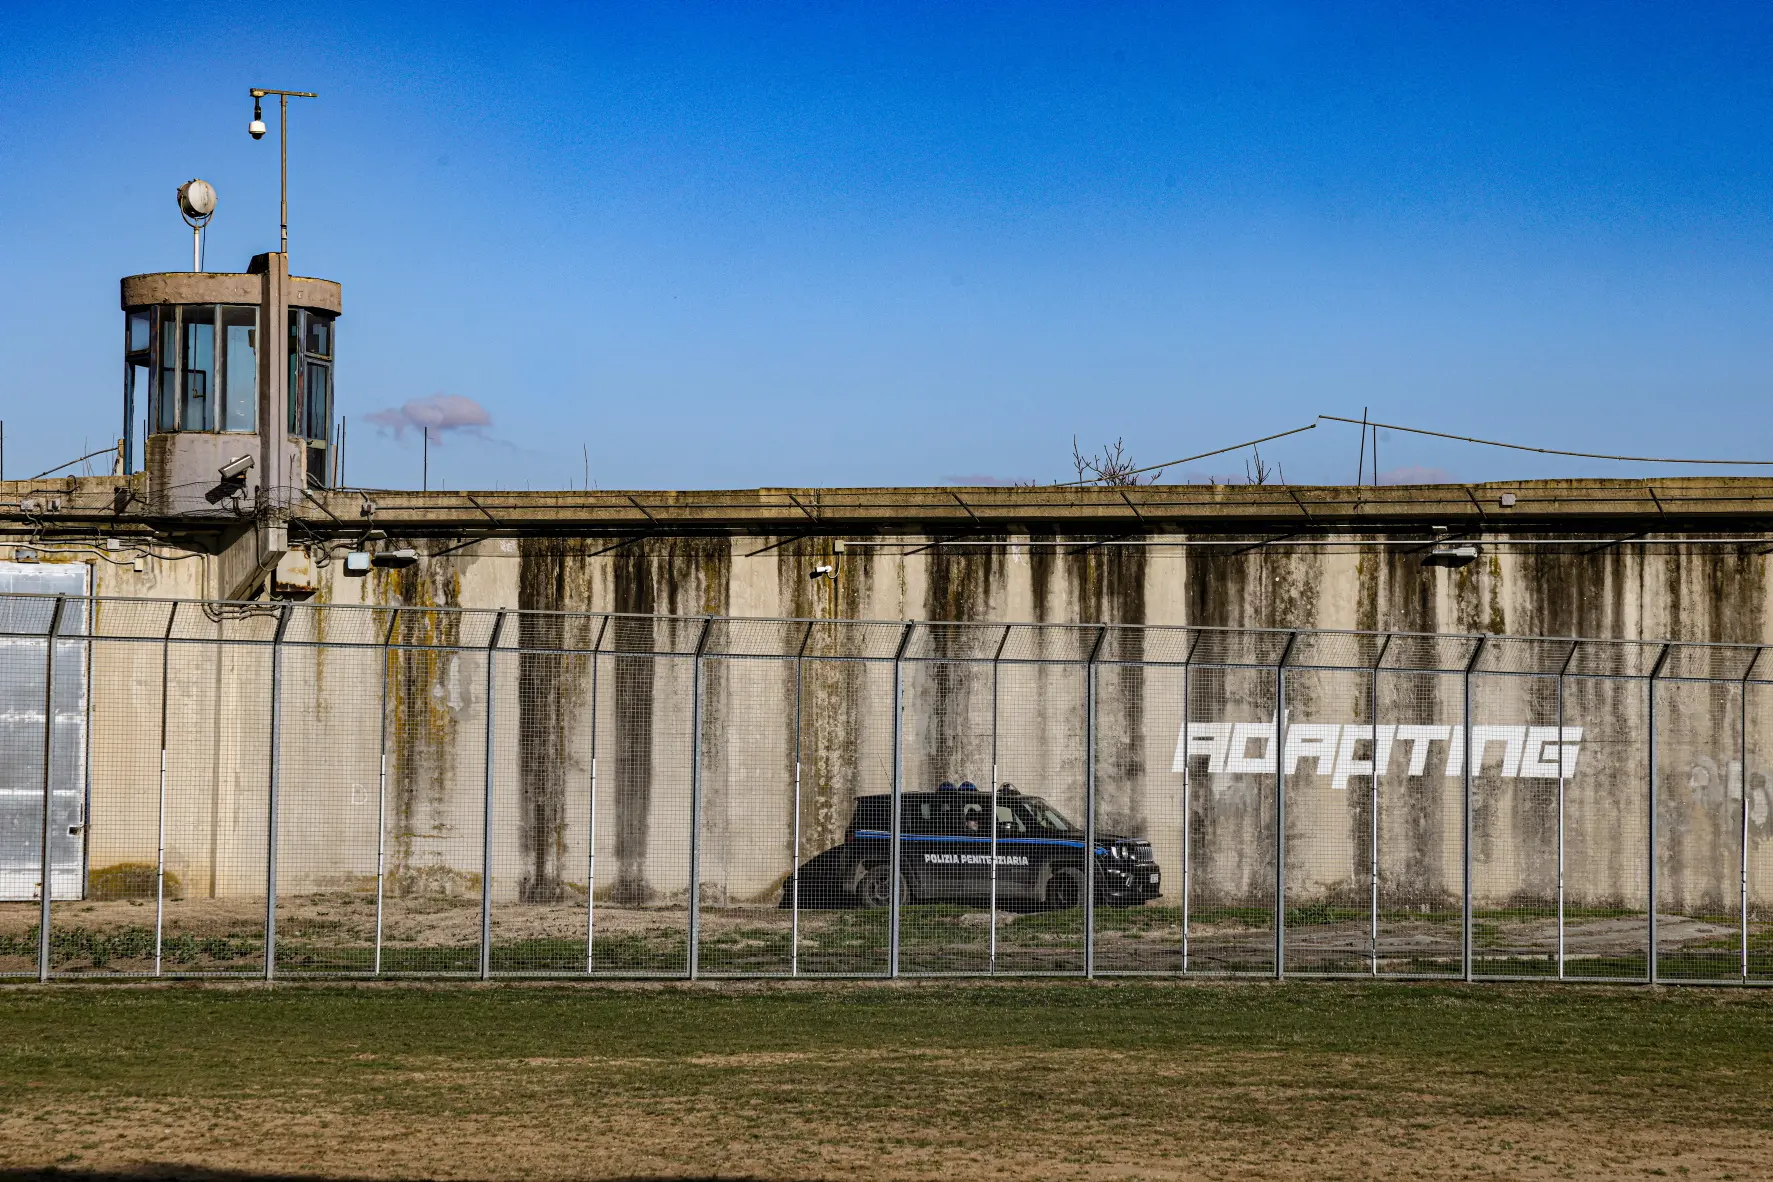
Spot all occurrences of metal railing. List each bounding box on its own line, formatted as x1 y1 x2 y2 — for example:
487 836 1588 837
0 592 1768 984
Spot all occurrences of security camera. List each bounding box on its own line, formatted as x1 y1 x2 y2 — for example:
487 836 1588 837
249 119 268 140
810 564 835 580
205 454 255 505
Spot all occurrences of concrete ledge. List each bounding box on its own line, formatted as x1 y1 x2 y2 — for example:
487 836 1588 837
6 476 1773 536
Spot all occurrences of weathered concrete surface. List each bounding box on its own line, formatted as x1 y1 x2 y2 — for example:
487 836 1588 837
8 477 1773 923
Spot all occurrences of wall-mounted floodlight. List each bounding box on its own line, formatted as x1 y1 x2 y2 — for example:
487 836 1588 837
343 551 372 576
370 548 419 569
1424 543 1479 568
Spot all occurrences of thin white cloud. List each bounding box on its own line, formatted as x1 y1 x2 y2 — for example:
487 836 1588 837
1378 465 1456 485
366 394 492 443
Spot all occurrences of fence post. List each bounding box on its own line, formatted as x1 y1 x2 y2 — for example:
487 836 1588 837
687 616 713 981
1370 634 1390 976
374 608 398 977
1462 636 1485 984
479 610 505 981
587 615 609 975
989 625 1009 975
155 602 176 978
264 603 291 982
1557 641 1577 980
889 622 914 979
1084 625 1107 979
1742 648 1760 982
37 596 66 984
1275 632 1296 980
792 621 813 977
1181 630 1200 976
1648 643 1669 985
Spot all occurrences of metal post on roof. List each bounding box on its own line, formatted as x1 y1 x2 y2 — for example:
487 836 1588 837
264 602 291 982
479 610 505 981
1648 642 1670 985
36 596 66 983
1275 631 1298 979
687 616 713 981
889 622 914 979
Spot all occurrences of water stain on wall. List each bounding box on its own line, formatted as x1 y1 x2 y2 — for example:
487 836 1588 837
377 557 466 895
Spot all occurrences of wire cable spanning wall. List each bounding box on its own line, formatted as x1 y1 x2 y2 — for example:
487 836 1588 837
1 592 1769 985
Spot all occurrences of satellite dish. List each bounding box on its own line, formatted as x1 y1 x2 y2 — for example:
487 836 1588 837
178 179 217 222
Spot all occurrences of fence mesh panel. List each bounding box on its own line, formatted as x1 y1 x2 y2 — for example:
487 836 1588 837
6 590 1773 985
1182 663 1278 975
54 634 160 976
696 655 796 976
1747 681 1773 980
1654 677 1744 981
993 658 1086 974
1281 667 1372 975
1095 661 1183 973
273 639 384 976
1469 673 1560 978
1374 670 1462 976
897 657 994 974
1564 676 1650 980
381 639 486 976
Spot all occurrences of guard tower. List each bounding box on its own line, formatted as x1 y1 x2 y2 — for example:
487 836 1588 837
120 255 341 597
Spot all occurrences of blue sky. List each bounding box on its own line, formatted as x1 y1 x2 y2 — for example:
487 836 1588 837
4 2 1773 490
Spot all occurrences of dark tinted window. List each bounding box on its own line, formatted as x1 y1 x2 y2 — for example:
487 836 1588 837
850 797 890 833
905 796 960 836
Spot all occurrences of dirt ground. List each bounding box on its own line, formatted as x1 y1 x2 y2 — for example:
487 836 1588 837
3 1050 1772 1180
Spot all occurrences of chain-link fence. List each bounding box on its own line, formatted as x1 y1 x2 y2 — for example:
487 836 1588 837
2 591 1770 984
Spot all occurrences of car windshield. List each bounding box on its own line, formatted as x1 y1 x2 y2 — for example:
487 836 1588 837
1014 797 1077 835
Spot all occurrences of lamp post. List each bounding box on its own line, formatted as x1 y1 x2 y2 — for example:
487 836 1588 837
248 87 318 257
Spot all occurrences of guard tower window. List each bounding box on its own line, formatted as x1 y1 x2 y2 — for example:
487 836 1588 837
122 311 152 472
133 304 258 437
288 308 335 487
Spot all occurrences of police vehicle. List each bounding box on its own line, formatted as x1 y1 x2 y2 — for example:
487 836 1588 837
781 783 1160 910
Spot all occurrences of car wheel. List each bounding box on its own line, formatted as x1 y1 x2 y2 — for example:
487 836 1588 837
1044 868 1084 911
858 864 907 909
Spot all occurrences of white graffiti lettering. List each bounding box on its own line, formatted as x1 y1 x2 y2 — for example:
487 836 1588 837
1171 719 1582 786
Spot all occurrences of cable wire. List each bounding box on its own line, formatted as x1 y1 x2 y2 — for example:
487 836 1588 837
1060 423 1319 486
1319 415 1773 466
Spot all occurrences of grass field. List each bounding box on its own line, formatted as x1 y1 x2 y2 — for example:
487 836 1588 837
0 981 1770 1181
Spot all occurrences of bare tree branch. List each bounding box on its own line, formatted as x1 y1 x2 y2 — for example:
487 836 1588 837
1070 436 1165 486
